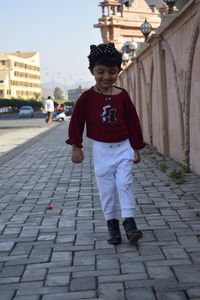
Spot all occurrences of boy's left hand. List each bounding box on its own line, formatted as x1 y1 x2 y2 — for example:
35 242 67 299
133 149 141 164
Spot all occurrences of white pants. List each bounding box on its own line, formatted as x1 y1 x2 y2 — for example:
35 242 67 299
93 139 136 220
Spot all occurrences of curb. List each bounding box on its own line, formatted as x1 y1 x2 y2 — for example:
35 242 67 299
0 122 62 167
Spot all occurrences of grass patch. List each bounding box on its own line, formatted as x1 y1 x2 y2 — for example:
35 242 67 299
159 162 167 172
168 167 186 184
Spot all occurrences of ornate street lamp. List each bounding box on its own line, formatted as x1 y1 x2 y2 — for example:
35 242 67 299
163 0 177 14
128 41 138 57
122 52 129 65
140 19 152 42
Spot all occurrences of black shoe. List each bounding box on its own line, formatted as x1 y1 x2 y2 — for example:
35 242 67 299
123 218 143 243
107 219 122 244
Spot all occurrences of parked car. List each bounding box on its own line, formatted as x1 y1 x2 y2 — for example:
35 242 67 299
53 109 72 122
19 106 34 118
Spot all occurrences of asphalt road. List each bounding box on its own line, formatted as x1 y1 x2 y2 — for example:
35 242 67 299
0 112 47 135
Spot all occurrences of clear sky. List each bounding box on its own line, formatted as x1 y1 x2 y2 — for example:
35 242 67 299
0 0 102 86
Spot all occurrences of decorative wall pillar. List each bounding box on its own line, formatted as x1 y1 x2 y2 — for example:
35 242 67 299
159 43 169 156
135 60 143 128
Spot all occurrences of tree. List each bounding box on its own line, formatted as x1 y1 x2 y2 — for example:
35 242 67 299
54 87 64 100
33 92 41 101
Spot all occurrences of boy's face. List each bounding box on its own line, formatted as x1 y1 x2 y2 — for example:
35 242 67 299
90 64 121 90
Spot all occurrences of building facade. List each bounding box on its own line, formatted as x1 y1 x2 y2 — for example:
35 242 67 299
94 0 161 50
0 52 41 100
68 86 88 102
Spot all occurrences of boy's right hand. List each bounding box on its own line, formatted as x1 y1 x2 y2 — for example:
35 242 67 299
71 148 84 163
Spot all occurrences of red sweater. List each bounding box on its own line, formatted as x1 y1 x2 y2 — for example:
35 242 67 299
66 87 146 149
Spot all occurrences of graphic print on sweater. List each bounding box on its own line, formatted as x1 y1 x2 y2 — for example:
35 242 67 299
101 104 117 123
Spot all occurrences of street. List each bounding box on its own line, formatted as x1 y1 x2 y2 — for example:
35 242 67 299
0 113 46 135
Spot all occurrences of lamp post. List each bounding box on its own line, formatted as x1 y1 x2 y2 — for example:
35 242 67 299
140 19 152 42
163 0 177 14
45 71 61 95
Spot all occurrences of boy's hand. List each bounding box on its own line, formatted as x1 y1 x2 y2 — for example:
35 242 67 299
133 149 141 164
71 147 84 163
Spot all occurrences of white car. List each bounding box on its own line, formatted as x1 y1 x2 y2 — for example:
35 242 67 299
19 106 34 118
53 109 71 122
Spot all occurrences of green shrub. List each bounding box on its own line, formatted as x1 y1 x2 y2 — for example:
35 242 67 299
0 98 43 111
159 162 167 172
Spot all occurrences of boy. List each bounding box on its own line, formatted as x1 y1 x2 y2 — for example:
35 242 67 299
66 43 145 244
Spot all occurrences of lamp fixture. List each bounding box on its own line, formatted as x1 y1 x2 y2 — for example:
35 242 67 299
122 52 129 65
163 0 177 14
140 19 152 42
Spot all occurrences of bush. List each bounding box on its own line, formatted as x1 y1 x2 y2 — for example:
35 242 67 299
0 98 43 111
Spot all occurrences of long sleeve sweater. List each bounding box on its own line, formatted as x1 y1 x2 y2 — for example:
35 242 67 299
66 87 146 150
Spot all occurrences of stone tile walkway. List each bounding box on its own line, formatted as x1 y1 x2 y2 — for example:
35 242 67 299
0 122 200 300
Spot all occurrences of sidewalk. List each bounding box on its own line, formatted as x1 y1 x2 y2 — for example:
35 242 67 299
0 122 200 300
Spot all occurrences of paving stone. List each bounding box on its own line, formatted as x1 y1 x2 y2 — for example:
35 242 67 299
0 276 20 283
73 253 95 266
70 276 96 291
22 268 47 282
97 258 120 270
99 272 148 283
186 287 200 298
0 241 14 251
178 235 200 246
14 296 40 300
126 287 156 300
147 266 175 280
72 269 120 278
162 246 189 259
99 282 125 300
45 273 70 286
173 266 200 283
11 245 32 256
121 261 145 273
156 291 187 300
139 245 163 256
0 265 24 277
154 229 177 241
42 291 96 299
0 290 16 300
50 251 72 263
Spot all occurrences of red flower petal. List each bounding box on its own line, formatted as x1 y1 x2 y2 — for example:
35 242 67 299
45 206 53 210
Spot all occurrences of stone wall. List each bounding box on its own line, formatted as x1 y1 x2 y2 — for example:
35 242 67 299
117 0 200 175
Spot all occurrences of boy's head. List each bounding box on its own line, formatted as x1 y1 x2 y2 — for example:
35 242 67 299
88 43 122 71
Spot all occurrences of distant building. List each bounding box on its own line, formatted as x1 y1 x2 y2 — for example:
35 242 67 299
68 86 88 102
0 52 41 99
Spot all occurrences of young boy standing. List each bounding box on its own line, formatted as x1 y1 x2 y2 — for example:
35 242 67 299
66 43 145 244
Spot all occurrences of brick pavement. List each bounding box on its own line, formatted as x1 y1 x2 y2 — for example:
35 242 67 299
0 122 200 300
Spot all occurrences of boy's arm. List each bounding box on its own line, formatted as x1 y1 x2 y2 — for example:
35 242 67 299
66 96 85 149
125 94 146 150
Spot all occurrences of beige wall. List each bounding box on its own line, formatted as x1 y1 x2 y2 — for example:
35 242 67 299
117 0 200 175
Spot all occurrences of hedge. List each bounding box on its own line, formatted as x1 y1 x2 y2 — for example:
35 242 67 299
0 98 43 110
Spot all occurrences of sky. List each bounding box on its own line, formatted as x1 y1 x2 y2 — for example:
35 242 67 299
0 0 102 87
